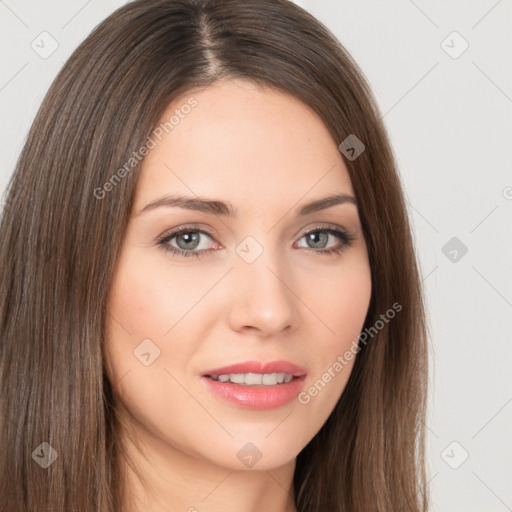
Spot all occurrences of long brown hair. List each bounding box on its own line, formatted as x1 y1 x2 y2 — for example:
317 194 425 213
0 0 429 510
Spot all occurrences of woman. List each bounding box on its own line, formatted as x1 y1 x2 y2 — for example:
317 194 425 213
0 0 429 510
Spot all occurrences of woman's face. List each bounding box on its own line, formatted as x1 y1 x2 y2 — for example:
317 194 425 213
105 79 372 472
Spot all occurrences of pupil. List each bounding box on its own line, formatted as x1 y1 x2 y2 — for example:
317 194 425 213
177 232 199 250
308 232 327 249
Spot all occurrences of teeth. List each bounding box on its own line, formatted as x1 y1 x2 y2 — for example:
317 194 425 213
209 372 295 386
230 373 246 384
261 373 276 385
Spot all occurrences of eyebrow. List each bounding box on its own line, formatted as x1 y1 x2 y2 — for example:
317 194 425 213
137 192 357 217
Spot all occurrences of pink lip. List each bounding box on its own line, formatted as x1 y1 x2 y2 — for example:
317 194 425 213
200 360 307 410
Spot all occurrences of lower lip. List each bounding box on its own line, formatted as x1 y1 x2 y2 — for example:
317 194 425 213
200 375 307 410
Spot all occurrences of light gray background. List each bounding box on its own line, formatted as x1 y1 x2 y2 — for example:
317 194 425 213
1 1 511 510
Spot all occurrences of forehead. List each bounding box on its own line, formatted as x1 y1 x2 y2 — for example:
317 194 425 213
134 79 354 212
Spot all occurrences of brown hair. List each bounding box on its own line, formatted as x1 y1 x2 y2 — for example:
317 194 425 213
0 0 429 510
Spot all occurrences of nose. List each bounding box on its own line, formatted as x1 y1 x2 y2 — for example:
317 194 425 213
226 249 299 337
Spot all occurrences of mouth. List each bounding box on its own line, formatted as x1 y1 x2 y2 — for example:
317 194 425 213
205 372 298 386
200 360 307 410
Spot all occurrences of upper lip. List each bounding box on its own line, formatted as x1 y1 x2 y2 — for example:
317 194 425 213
202 360 307 377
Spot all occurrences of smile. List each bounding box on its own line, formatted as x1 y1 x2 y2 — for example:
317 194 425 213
207 372 295 386
200 360 307 409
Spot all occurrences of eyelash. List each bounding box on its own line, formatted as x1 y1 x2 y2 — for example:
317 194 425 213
156 224 355 259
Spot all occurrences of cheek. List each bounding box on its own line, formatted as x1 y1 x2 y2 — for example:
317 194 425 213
108 267 172 339
295 255 371 414
107 249 211 341
307 254 372 350
104 251 189 389
105 248 225 397
104 254 206 443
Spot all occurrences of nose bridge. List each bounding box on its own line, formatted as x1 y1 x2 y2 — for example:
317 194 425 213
228 234 297 334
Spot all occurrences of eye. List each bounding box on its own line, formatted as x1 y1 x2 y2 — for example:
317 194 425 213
295 226 355 256
156 224 355 258
156 226 218 258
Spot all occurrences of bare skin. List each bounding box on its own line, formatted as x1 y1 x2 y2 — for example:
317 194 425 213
105 78 372 512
